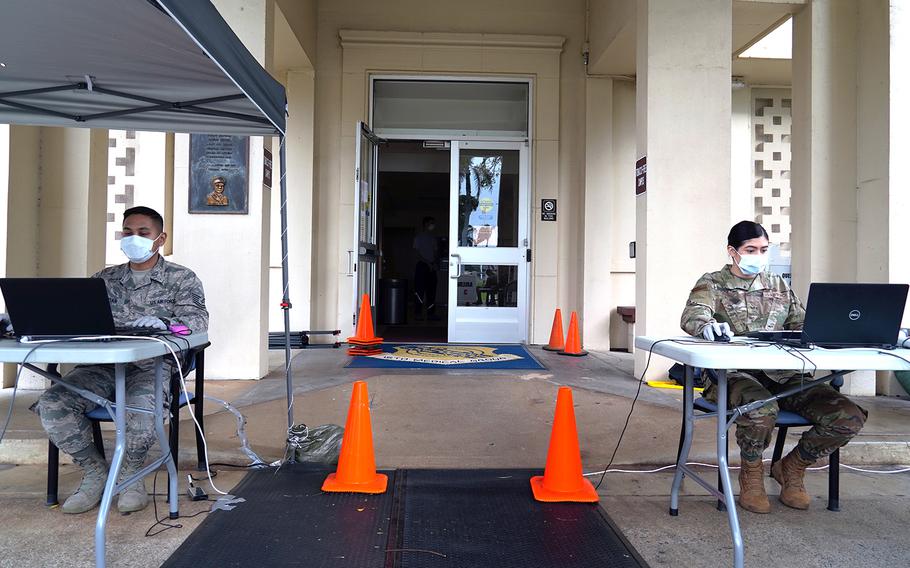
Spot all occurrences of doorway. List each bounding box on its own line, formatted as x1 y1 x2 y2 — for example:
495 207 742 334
357 77 533 344
375 141 450 342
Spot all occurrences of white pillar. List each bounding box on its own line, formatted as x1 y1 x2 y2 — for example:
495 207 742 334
790 0 859 298
38 127 109 277
583 78 615 351
172 0 274 379
889 0 910 323
269 68 315 333
634 0 732 378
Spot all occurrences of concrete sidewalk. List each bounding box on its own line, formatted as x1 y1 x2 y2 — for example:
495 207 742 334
2 346 910 567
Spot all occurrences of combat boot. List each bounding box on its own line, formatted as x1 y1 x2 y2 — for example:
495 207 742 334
771 449 813 510
117 455 150 513
738 458 771 514
62 447 109 514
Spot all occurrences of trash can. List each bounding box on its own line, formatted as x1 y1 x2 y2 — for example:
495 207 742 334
378 278 407 325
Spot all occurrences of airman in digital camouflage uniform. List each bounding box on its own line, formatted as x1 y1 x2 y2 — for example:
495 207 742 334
32 206 208 514
680 221 866 514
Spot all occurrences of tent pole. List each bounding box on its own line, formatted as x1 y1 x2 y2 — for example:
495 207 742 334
278 134 295 462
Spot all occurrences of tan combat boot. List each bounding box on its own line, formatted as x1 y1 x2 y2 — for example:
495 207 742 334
771 449 813 510
117 455 150 513
738 458 771 514
62 448 109 514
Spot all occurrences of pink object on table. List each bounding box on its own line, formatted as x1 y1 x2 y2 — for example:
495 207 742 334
169 324 190 336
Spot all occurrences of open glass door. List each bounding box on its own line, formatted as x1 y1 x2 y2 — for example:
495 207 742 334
448 141 529 343
353 122 383 327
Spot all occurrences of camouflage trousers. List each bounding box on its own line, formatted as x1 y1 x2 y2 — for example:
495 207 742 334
31 363 165 459
703 372 868 462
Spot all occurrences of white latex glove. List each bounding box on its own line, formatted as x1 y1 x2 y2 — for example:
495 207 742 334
899 328 909 348
0 313 12 334
702 322 734 341
130 315 168 330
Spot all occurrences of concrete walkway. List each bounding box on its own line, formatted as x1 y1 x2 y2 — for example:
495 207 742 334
2 346 910 567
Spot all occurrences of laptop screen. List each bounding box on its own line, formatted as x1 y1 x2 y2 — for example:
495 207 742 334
802 283 908 347
0 278 118 338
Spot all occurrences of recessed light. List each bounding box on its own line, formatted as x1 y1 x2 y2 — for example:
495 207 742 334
0 62 6 68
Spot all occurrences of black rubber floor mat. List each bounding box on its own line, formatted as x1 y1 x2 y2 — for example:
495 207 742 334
162 465 394 568
162 467 646 568
394 469 647 568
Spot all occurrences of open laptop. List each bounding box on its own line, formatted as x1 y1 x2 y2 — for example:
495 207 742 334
745 283 909 348
0 278 161 341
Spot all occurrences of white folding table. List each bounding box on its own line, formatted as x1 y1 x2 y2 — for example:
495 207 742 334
0 333 209 568
635 336 910 568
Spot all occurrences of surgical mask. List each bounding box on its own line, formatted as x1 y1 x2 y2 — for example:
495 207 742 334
120 235 159 263
733 251 767 275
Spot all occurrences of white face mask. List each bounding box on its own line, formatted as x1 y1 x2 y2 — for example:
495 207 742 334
120 234 160 263
732 250 767 275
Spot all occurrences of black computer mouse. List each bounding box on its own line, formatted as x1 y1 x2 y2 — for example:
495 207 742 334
714 334 731 343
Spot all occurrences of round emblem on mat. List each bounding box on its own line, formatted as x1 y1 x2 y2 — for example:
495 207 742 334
373 345 522 365
848 309 861 321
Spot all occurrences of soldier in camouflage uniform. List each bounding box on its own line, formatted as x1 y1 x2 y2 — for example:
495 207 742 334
32 206 208 515
680 221 866 514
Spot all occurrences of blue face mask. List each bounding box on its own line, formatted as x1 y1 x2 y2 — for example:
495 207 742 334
120 235 160 263
733 251 767 275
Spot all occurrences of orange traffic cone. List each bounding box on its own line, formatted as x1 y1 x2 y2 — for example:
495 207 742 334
322 381 388 493
558 311 588 357
348 294 383 347
530 386 599 502
542 309 565 352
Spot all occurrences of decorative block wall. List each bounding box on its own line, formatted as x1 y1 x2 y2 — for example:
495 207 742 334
751 88 792 252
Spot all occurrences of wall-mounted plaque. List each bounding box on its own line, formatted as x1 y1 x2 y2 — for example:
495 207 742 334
189 134 249 214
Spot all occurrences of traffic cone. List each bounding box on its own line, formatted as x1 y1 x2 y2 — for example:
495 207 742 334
542 309 565 352
530 387 599 502
558 311 588 357
348 294 383 347
322 381 388 494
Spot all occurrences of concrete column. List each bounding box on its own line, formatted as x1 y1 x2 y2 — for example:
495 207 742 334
889 1 910 325
634 0 732 378
269 68 315 333
172 0 274 379
38 128 109 277
791 1 891 395
0 125 42 388
876 0 910 395
583 77 615 351
0 126 106 387
790 0 859 298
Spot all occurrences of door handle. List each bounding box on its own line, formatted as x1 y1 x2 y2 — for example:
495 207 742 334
346 250 355 276
450 253 462 278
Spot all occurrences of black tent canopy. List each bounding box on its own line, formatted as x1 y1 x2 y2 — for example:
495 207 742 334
0 0 297 432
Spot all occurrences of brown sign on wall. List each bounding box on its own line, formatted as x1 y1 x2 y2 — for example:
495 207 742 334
635 156 647 195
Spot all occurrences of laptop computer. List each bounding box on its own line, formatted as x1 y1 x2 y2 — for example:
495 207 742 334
0 278 161 341
745 282 909 348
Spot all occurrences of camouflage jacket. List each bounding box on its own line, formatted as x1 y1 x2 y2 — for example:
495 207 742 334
681 265 804 337
92 256 209 332
680 266 805 382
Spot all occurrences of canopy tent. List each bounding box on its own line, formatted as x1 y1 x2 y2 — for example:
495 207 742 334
0 0 298 443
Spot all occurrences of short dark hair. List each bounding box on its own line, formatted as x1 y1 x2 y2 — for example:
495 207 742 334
422 216 435 226
123 206 164 233
727 220 769 249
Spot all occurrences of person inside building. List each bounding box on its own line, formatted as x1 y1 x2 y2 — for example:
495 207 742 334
679 220 867 513
413 216 440 321
32 206 209 515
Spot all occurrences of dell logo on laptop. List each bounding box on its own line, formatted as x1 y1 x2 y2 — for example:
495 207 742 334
848 309 861 321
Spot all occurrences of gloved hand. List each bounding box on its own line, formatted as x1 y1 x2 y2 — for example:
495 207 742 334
702 322 734 341
129 315 168 330
0 313 12 334
899 328 909 348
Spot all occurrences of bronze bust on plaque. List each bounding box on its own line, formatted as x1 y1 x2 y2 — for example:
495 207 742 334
206 176 229 206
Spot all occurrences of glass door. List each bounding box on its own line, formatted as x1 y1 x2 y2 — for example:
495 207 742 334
448 141 529 343
353 121 383 327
